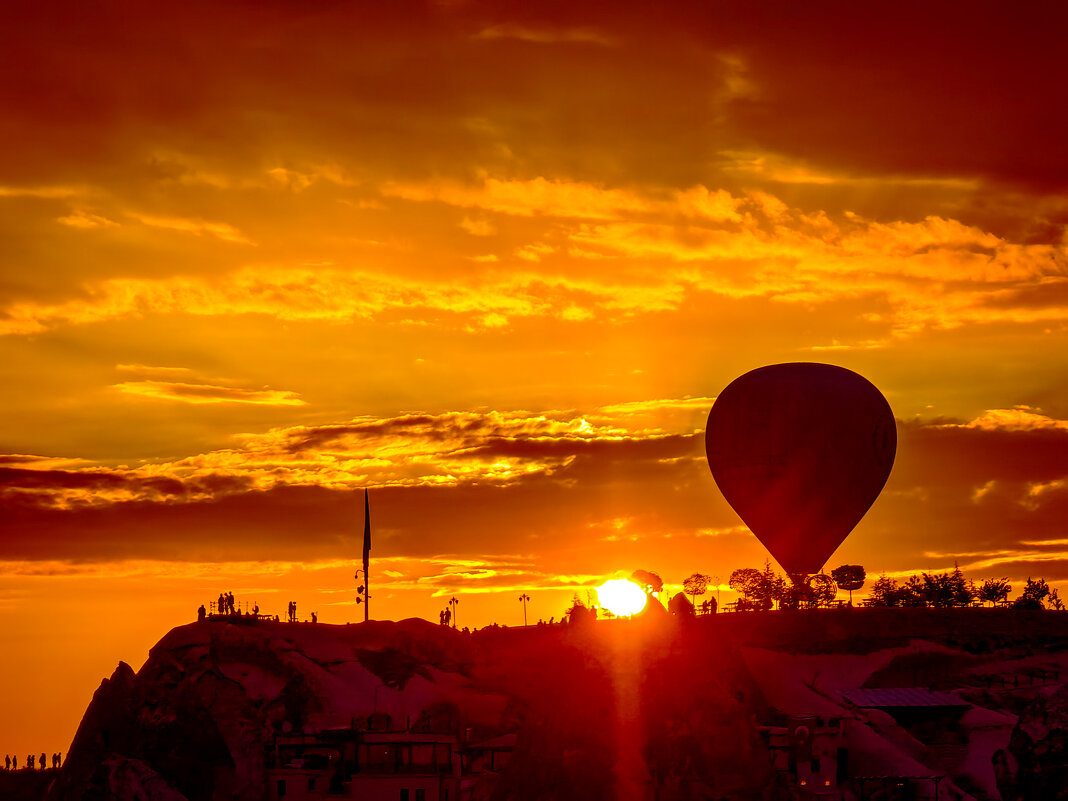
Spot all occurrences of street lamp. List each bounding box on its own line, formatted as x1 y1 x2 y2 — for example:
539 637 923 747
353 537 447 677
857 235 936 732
518 593 530 626
355 568 370 616
448 596 459 629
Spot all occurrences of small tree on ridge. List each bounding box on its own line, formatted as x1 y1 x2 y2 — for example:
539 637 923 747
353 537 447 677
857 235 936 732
683 573 710 607
830 565 866 605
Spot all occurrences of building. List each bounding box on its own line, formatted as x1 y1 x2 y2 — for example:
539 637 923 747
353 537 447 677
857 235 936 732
266 710 512 801
762 715 847 798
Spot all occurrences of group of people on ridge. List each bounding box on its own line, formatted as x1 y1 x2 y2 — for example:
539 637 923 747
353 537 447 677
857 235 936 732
4 753 61 770
217 591 237 614
196 592 259 621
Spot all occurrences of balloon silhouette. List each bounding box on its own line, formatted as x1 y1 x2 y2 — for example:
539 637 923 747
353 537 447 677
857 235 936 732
705 363 896 576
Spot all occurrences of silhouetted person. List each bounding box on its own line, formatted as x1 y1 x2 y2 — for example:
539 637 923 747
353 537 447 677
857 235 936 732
311 611 317 624
217 593 225 614
27 755 34 769
439 610 445 625
708 596 718 614
5 754 10 770
53 753 60 768
40 753 45 770
443 608 451 627
198 604 206 621
11 755 16 770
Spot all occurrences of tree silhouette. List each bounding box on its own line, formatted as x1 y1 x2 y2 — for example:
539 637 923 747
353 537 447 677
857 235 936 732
867 574 900 607
682 573 710 607
729 564 779 611
830 564 866 605
729 567 762 608
630 570 663 596
566 594 595 625
977 577 1011 606
1014 577 1051 610
948 564 976 606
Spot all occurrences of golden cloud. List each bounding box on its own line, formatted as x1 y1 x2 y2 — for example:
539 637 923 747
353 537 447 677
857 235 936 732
382 176 655 219
943 407 1068 432
1 176 1064 341
1 402 699 512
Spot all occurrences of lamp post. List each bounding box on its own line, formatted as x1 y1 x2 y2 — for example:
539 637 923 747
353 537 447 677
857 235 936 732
354 489 371 621
519 593 530 626
448 596 459 629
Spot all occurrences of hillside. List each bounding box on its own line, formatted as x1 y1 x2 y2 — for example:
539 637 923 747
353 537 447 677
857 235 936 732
45 609 1068 800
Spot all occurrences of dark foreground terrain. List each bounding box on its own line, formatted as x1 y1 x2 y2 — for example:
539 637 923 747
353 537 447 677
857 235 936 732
39 608 1068 800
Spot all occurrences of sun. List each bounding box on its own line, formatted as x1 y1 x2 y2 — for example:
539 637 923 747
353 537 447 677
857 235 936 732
597 579 648 617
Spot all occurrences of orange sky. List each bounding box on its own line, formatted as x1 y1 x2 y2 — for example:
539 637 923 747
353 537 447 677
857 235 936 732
3 0 1068 761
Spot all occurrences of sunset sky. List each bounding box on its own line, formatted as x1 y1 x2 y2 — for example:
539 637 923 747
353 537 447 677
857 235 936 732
3 0 1068 759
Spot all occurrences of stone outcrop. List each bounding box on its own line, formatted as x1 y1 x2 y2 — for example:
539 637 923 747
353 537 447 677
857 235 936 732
994 684 1068 801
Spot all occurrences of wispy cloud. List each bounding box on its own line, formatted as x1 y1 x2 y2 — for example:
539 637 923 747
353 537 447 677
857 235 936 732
113 380 306 406
0 184 85 198
57 210 119 229
129 213 254 244
473 24 619 47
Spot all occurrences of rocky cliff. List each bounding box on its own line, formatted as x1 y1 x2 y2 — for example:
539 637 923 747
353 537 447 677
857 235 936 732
48 609 1068 801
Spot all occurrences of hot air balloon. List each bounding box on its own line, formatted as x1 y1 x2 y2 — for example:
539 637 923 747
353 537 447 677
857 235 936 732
705 363 896 577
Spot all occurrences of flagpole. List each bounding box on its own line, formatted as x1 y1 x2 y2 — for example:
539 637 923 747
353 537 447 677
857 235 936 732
363 488 370 622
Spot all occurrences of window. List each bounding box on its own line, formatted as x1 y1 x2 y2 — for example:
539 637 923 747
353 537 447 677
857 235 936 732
436 744 453 773
276 780 286 798
416 791 426 801
412 744 435 771
361 744 398 774
400 791 410 801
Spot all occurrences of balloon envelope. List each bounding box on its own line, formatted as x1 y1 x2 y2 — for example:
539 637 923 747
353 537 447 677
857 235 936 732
705 363 896 576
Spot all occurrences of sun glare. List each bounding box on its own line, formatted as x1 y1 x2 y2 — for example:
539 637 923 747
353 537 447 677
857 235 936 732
597 579 648 617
